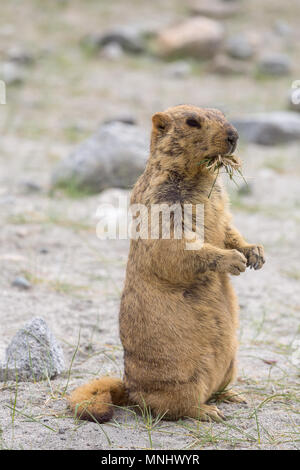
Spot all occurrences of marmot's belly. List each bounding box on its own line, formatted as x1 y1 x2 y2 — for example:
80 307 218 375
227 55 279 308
120 278 238 392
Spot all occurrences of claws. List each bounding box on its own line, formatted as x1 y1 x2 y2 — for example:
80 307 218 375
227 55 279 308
213 389 248 405
226 249 247 275
193 404 226 422
203 405 225 422
243 245 265 271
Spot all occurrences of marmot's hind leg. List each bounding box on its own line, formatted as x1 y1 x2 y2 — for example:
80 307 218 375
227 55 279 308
188 403 225 422
132 384 225 423
213 389 247 404
212 359 247 404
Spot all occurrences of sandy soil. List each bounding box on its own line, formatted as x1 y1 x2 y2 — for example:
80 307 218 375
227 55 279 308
0 0 299 450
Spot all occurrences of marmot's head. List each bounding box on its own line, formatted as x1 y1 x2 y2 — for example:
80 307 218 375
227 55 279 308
150 105 238 174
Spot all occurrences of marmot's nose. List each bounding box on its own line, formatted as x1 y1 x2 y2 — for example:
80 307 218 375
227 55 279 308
227 130 238 147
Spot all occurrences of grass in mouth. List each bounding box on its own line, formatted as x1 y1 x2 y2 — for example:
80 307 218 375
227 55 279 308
198 155 247 198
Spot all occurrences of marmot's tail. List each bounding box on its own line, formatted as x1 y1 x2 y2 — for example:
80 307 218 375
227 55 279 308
68 377 128 423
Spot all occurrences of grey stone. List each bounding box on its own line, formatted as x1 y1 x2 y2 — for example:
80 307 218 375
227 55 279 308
52 122 148 193
81 25 147 54
257 54 291 76
12 276 31 290
226 34 255 60
232 112 300 145
274 20 293 37
6 45 34 65
1 62 25 85
102 115 137 126
99 26 146 53
100 42 124 61
0 317 65 382
21 181 42 193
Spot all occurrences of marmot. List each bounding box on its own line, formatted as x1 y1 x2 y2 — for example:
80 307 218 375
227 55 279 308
69 105 265 423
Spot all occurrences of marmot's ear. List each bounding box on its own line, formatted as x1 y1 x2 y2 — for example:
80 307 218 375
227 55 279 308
152 112 171 133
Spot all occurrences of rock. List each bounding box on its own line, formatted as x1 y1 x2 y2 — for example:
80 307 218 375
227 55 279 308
165 60 192 78
0 62 25 85
0 317 65 382
188 0 240 19
156 17 224 59
100 42 124 61
210 54 251 75
274 20 293 37
288 85 300 112
81 25 146 54
102 115 137 126
226 33 256 60
99 26 146 53
257 53 291 76
6 45 34 65
232 112 300 145
11 276 31 290
52 122 148 193
20 181 42 193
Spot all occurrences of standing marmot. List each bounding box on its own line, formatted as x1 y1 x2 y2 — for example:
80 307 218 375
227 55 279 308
69 105 265 422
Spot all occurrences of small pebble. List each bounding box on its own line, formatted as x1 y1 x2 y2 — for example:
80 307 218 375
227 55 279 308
257 54 291 76
1 61 25 85
22 181 42 192
12 276 31 290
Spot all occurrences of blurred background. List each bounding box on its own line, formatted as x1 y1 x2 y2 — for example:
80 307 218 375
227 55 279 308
1 0 300 188
0 0 299 450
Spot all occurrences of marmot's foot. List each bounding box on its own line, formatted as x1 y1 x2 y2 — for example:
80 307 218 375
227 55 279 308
241 244 265 270
218 249 247 276
191 404 225 422
214 389 247 404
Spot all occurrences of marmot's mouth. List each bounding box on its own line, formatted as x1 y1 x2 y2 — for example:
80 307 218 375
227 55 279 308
199 153 244 198
205 153 241 172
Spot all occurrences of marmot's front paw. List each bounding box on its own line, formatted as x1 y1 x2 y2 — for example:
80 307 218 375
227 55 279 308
218 250 247 276
241 244 265 270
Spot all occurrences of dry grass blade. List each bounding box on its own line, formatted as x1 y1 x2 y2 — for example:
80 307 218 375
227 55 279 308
199 154 246 198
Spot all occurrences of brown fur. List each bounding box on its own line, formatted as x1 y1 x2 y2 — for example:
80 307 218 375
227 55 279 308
68 105 265 423
68 377 127 423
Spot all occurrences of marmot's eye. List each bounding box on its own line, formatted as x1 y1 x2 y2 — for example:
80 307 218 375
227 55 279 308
186 118 201 128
